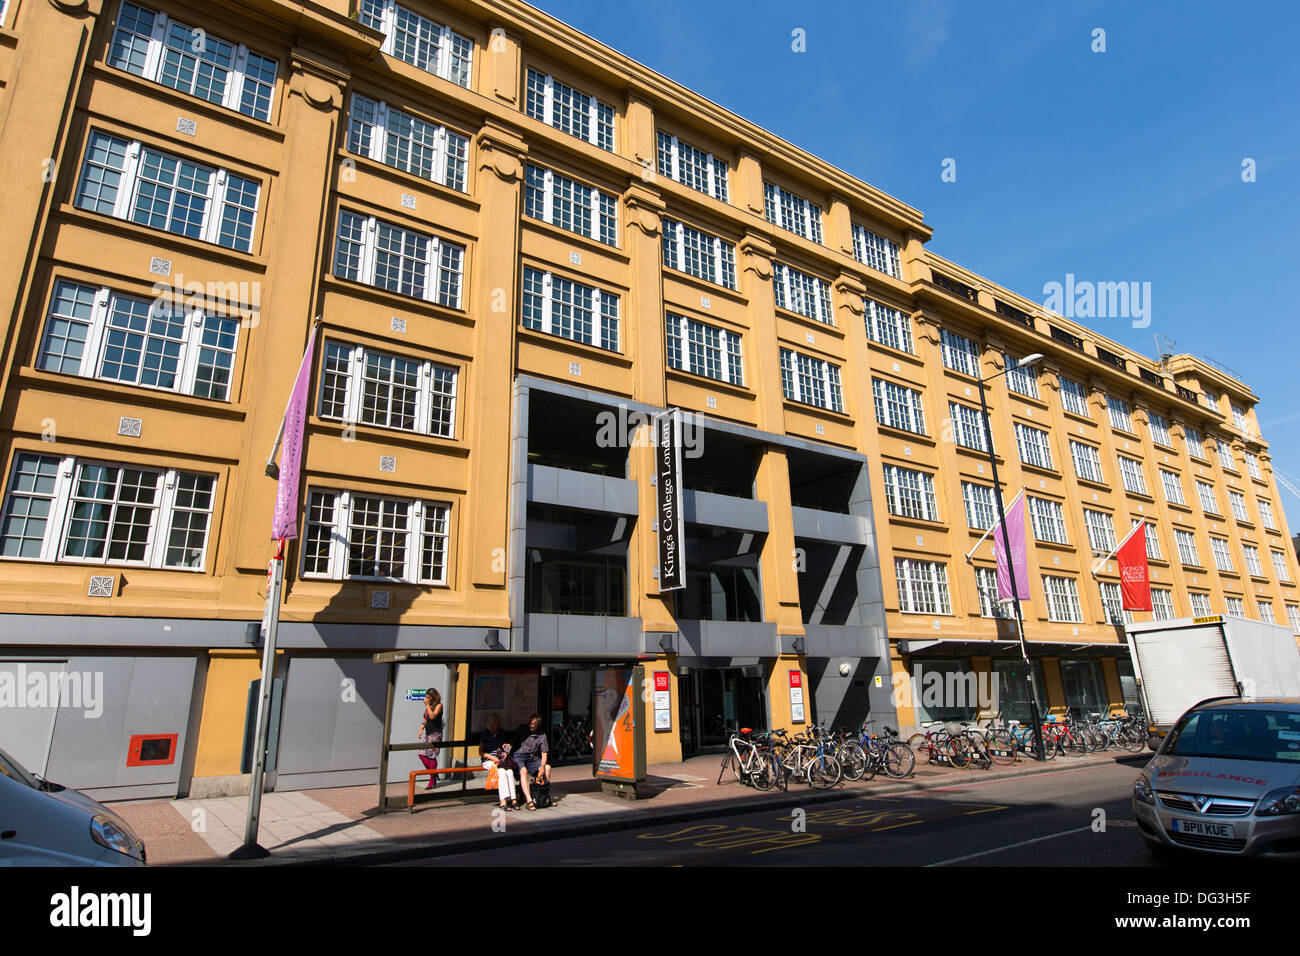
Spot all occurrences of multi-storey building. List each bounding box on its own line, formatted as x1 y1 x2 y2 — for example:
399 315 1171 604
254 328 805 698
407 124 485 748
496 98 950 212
1 0 1296 797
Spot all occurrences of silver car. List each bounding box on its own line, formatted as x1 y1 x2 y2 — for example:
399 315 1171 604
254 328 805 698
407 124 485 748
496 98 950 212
0 744 145 866
1133 697 1300 858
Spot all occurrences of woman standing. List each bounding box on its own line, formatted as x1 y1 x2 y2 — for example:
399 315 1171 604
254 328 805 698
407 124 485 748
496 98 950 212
418 689 444 789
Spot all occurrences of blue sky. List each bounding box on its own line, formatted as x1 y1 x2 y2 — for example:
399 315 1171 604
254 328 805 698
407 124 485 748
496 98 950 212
530 0 1300 532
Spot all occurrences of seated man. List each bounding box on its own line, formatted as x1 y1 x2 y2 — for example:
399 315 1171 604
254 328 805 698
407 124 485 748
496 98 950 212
511 713 552 809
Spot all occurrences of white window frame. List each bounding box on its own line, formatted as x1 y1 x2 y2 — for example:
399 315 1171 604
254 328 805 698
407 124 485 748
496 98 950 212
1196 480 1220 515
1257 498 1277 530
1217 439 1236 472
882 465 939 522
661 218 735 288
521 266 620 352
1232 404 1248 431
1099 582 1132 625
107 1 279 122
1028 496 1069 544
895 558 952 615
1004 353 1039 398
1070 440 1105 484
1042 575 1083 623
655 131 728 202
950 403 989 452
873 378 926 435
773 262 832 324
1148 412 1172 447
850 223 901 278
359 0 473 88
1015 422 1054 470
961 481 996 530
524 163 618 246
1059 377 1090 417
1184 425 1206 460
665 312 743 385
333 210 464 308
865 299 913 354
347 92 469 192
1150 588 1175 621
1242 545 1264 577
780 348 843 412
1189 592 1213 617
1286 604 1300 636
1159 469 1185 506
1 452 215 571
36 279 240 402
300 487 450 585
1259 602 1276 625
939 328 980 376
1107 395 1133 432
1175 528 1201 567
75 130 261 253
1228 490 1249 522
1245 451 1262 480
525 68 614 151
1210 537 1234 573
1224 596 1246 619
1272 550 1293 583
1118 455 1148 495
1083 509 1116 554
1134 520 1162 561
764 181 823 243
318 340 457 439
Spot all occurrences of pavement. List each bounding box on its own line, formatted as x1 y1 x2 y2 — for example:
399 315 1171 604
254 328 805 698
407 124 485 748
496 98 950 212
106 748 1149 866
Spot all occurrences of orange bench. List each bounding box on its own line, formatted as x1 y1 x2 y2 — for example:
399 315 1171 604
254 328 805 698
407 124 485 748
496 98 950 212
407 767 482 811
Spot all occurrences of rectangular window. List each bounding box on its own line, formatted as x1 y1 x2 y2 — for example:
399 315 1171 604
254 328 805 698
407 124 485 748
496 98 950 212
895 558 951 615
864 299 913 354
75 130 261 253
1134 520 1162 561
347 93 469 192
882 465 938 522
939 328 980 377
1228 490 1249 522
1148 413 1172 447
1069 440 1105 484
665 313 743 385
1196 480 1219 514
961 482 997 530
1042 575 1083 623
975 566 1014 618
1273 550 1293 583
525 68 614 151
1015 422 1054 470
1059 377 1089 417
1118 456 1148 495
1231 404 1248 431
521 266 619 352
851 224 901 279
1287 605 1300 635
359 0 472 88
1224 596 1246 619
661 219 735 288
764 182 823 243
318 340 457 438
108 1 278 122
1189 592 1212 617
1004 353 1039 398
1242 545 1263 577
302 487 450 584
1099 582 1132 625
1175 528 1201 567
772 262 832 324
1258 498 1276 530
949 402 989 452
1 452 214 570
1159 469 1185 506
780 348 843 412
524 163 618 246
1184 425 1206 460
655 131 728 202
872 379 926 434
37 280 239 402
1259 602 1275 625
1083 509 1116 554
1211 537 1234 573
1107 395 1133 432
1245 452 1262 480
1151 588 1175 621
1217 439 1236 471
333 210 463 308
1028 496 1069 544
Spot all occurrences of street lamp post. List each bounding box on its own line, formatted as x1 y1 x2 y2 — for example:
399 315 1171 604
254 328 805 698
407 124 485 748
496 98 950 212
977 353 1046 761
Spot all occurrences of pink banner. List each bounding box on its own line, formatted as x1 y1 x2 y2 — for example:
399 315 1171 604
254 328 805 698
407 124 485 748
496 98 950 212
994 493 1031 601
271 327 317 541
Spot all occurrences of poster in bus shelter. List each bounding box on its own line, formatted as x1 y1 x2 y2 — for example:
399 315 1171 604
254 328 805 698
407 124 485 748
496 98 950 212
592 666 645 783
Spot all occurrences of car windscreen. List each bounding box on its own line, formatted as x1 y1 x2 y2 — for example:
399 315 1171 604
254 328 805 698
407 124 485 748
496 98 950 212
0 746 41 788
1165 709 1300 762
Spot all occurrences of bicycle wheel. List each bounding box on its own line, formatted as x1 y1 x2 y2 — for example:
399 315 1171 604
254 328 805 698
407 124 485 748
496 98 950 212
944 736 970 769
907 733 932 764
1119 727 1147 753
839 741 868 781
985 729 1018 765
747 753 776 791
1062 730 1087 757
806 754 842 790
885 742 915 778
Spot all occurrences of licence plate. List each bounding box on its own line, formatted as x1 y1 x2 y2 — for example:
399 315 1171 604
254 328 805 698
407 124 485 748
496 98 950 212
1171 818 1235 839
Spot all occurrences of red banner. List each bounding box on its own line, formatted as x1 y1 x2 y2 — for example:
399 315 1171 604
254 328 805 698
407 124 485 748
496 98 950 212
1117 523 1152 611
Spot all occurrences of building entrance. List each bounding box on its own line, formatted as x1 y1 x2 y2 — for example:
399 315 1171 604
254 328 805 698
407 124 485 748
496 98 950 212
678 667 767 755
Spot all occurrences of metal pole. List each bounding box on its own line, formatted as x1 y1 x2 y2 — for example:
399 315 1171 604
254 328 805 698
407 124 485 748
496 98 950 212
230 539 285 859
978 376 1046 760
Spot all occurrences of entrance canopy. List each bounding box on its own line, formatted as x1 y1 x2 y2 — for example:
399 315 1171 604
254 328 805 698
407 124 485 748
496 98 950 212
899 639 1131 659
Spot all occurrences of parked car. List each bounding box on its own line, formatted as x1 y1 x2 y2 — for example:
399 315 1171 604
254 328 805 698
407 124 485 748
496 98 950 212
0 744 145 866
1132 697 1300 858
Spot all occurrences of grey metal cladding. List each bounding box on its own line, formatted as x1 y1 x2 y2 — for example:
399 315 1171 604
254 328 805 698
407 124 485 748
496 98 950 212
676 620 778 658
683 489 769 533
791 506 869 544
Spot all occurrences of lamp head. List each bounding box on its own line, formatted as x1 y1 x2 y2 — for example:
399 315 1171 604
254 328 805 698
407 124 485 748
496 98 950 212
1017 353 1044 367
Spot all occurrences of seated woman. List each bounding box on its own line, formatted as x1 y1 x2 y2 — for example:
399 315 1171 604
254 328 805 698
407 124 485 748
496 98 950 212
479 714 519 810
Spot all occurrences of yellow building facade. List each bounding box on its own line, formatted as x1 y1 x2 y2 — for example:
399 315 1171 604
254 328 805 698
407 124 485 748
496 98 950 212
0 0 1296 797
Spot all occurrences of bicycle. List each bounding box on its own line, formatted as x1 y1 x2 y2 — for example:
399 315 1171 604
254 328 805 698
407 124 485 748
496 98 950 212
718 726 781 790
859 720 915 778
